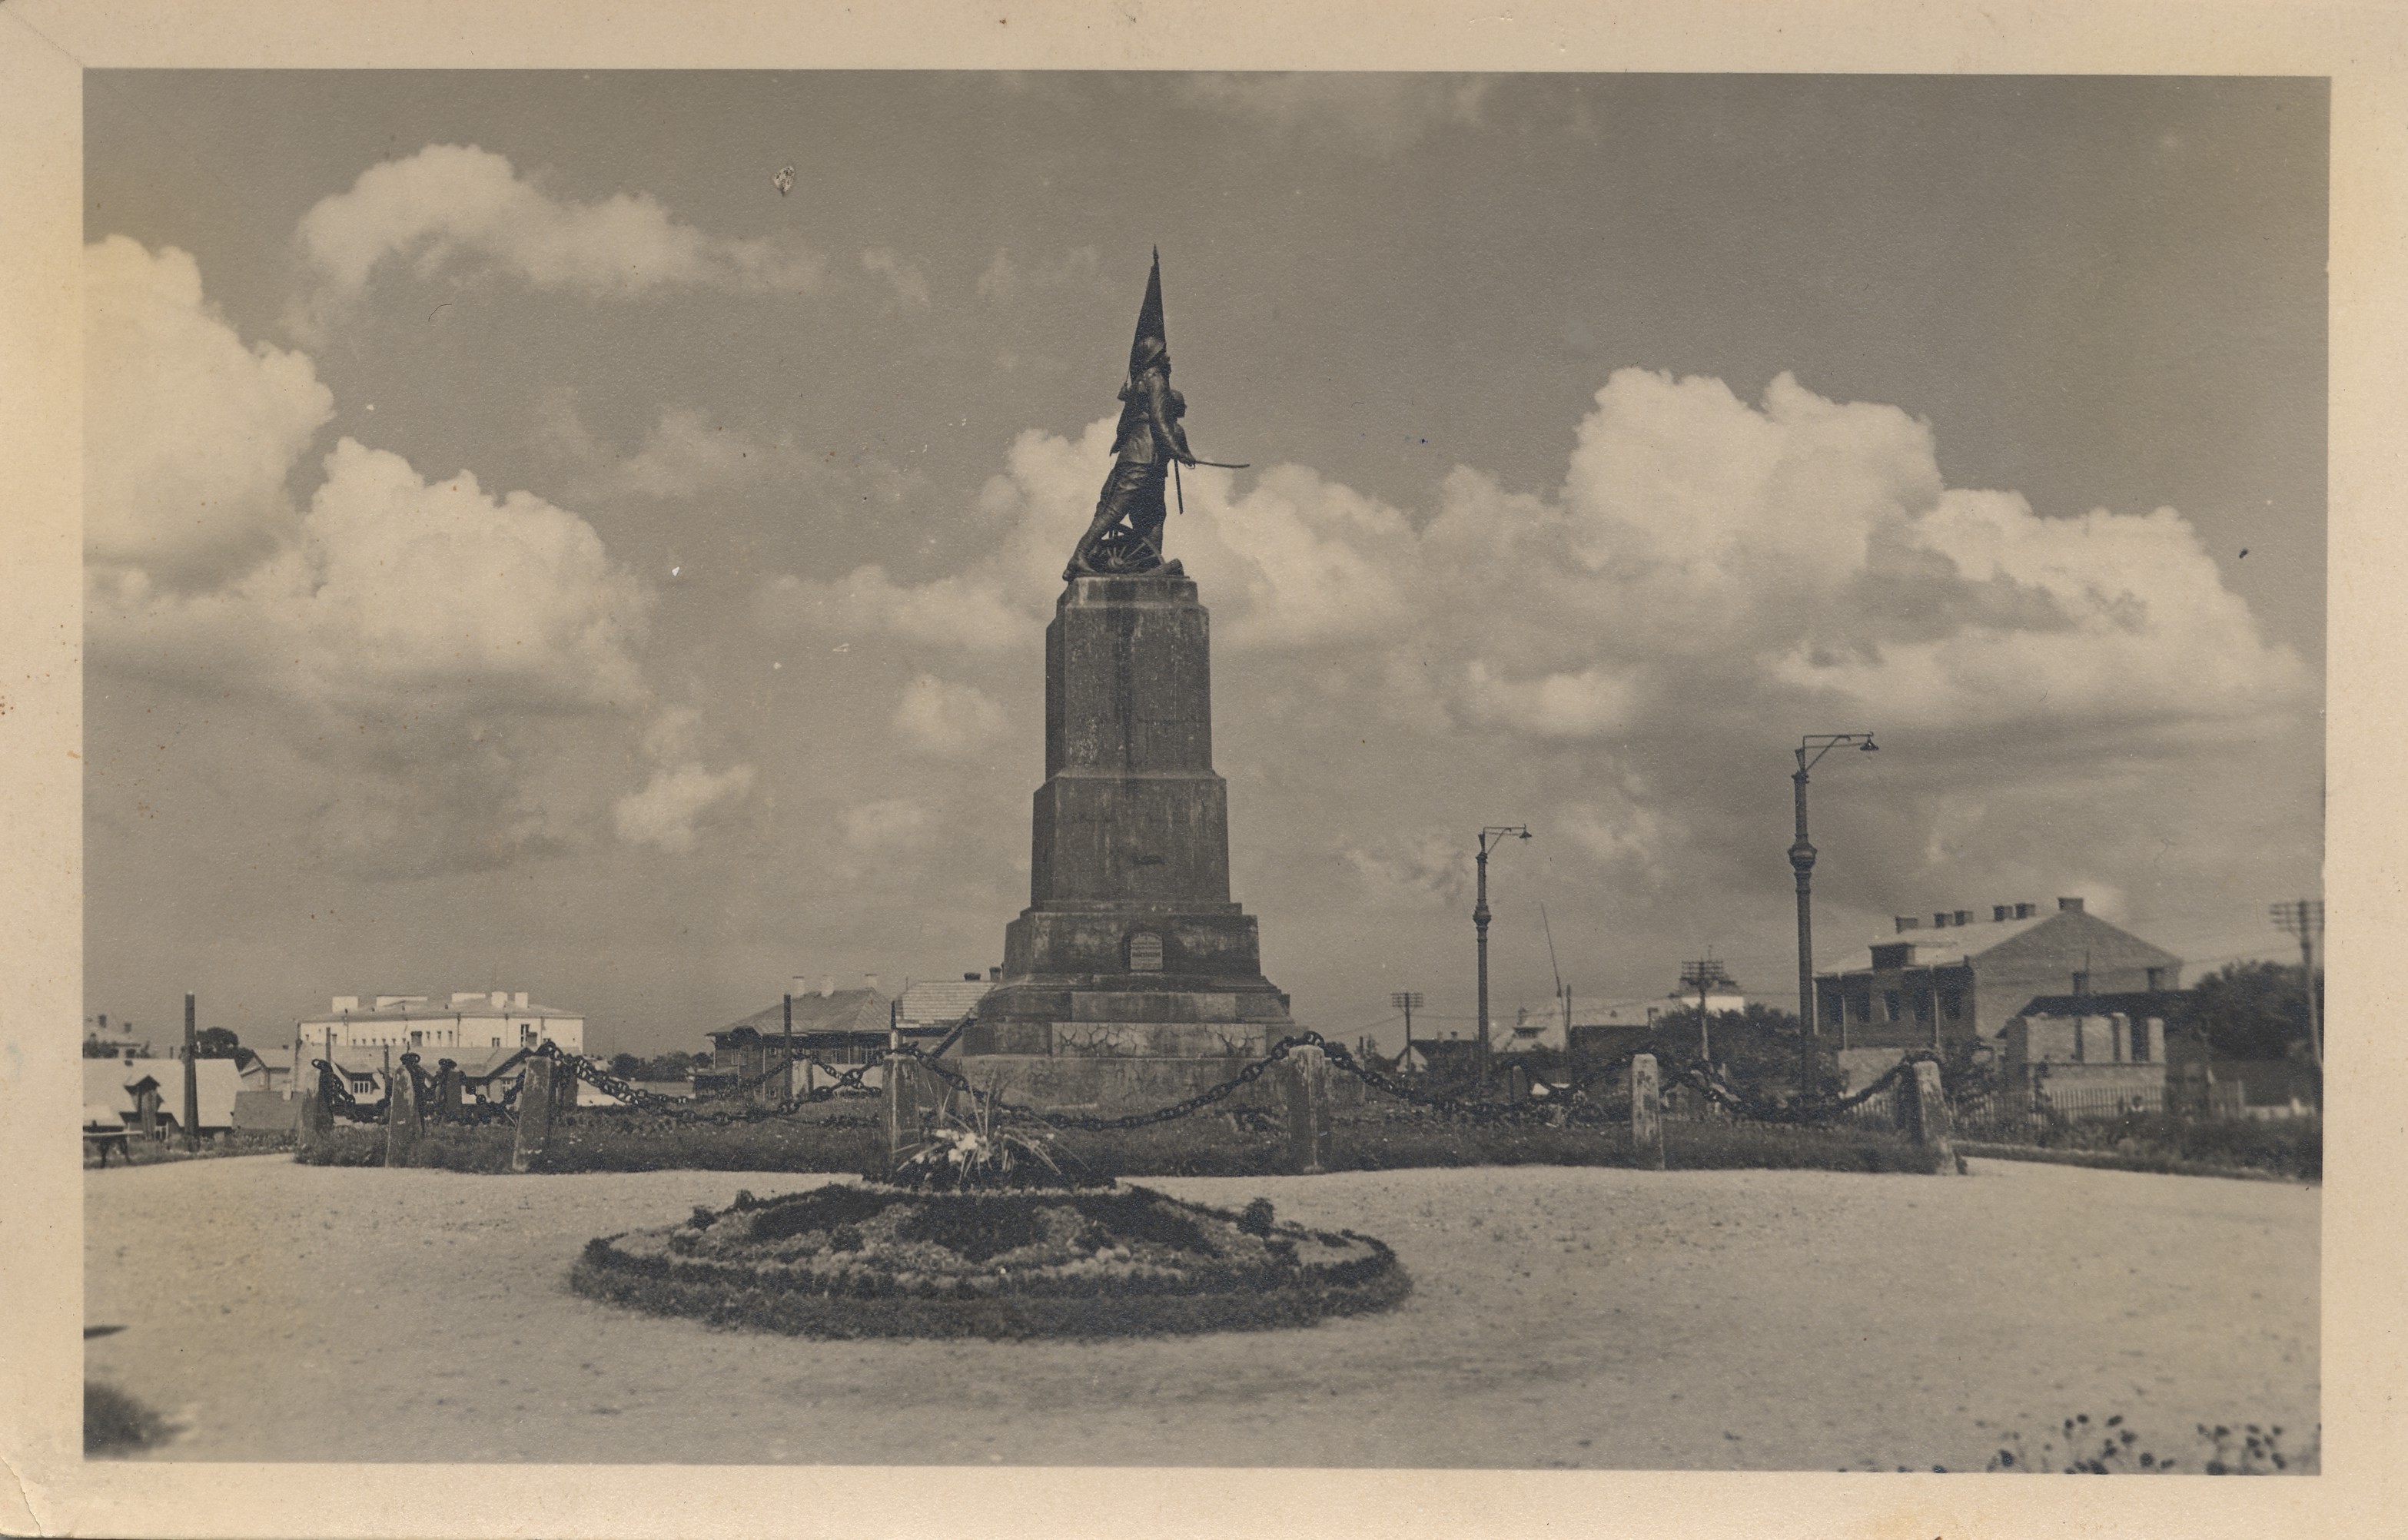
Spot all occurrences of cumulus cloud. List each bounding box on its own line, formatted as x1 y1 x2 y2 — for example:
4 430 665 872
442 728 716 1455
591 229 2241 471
291 144 824 322
86 236 684 875
611 707 757 854
892 674 1008 758
859 247 931 310
85 237 334 588
804 362 2311 912
1340 832 1474 910
973 244 1103 304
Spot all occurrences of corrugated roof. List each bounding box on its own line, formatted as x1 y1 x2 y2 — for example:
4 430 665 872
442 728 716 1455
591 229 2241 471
716 988 890 1041
898 980 992 1026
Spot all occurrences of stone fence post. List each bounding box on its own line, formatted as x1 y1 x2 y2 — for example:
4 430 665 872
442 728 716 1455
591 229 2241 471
297 1067 331 1155
885 1054 936 1173
1283 1045 1333 1174
384 1055 424 1167
511 1056 555 1174
1629 1054 1664 1170
433 1060 462 1123
1905 1059 1955 1171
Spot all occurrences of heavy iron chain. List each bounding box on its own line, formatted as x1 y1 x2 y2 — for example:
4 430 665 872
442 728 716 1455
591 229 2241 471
388 1035 1959 1137
1667 1050 1935 1126
541 1042 888 1127
312 1058 389 1124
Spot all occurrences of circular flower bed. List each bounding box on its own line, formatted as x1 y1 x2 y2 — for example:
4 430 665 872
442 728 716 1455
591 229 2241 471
571 1183 1410 1339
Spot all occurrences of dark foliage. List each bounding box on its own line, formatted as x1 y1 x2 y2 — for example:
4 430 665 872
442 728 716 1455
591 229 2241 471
1957 1110 2320 1180
571 1250 1412 1339
2184 961 2319 1062
85 1382 170 1456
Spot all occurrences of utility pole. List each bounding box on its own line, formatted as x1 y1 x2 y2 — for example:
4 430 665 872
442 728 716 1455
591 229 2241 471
2270 899 2324 1073
782 991 794 1097
1679 958 1736 1064
1390 991 1423 1074
1792 732 1878 1091
181 992 200 1153
1474 825 1532 1094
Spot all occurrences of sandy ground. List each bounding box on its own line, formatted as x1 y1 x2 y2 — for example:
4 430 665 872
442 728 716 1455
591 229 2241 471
83 1156 2317 1469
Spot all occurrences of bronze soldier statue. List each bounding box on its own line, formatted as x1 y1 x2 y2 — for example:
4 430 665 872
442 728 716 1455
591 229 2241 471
1065 252 1240 579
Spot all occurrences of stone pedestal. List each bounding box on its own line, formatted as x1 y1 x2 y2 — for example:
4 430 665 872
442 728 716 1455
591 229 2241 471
965 573 1291 1111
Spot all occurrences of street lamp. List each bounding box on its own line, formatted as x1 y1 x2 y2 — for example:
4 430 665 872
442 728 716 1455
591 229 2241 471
1475 825 1532 1094
1792 732 1877 1090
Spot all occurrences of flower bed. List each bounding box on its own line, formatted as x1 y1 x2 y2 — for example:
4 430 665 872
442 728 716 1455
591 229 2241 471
570 1183 1411 1339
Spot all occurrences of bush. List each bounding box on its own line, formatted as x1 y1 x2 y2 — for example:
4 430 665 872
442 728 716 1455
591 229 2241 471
1958 1110 2319 1180
85 1382 169 1456
292 1115 885 1173
291 1106 1944 1177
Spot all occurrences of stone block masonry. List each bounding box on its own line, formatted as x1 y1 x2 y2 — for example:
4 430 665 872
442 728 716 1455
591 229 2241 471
965 573 1292 1112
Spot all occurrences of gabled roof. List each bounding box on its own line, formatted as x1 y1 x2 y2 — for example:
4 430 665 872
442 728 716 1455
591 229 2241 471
716 988 890 1042
81 1058 242 1128
897 979 993 1026
1823 907 2182 977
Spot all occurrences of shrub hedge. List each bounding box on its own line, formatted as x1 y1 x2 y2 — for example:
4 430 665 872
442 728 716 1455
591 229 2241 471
294 1110 1943 1177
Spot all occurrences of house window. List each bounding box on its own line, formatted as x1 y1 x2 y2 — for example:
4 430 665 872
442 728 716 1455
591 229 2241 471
2145 967 2165 991
1940 985 1963 1021
2071 971 2091 996
1126 931 1164 972
1883 991 1901 1022
1914 991 1933 1025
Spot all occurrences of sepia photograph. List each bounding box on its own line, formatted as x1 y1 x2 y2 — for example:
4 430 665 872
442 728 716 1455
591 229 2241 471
6 3 2405 1537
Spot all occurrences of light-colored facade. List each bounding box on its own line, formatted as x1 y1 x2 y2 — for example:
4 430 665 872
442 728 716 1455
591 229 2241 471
296 991 586 1058
1815 898 2182 1052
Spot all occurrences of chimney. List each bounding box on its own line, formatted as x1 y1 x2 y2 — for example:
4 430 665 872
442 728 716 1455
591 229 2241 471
2058 896 2084 913
1952 910 1971 927
1894 916 1920 933
964 973 981 981
1993 905 2011 922
333 996 359 1013
2015 902 2035 919
820 975 835 997
864 973 879 994
490 991 507 1009
98 1013 107 1032
512 991 529 1009
1933 912 1950 928
988 966 1001 981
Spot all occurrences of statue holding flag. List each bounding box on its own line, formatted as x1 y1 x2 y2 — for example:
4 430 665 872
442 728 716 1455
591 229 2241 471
1065 251 1244 579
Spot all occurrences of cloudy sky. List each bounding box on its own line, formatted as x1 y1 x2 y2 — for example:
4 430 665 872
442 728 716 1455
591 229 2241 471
83 71 2323 1056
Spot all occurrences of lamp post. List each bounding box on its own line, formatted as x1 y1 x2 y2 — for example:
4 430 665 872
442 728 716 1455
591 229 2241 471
1792 733 1877 1091
1475 825 1532 1094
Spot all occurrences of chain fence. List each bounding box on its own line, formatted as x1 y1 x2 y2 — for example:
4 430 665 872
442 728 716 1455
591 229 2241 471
314 1027 1967 1143
323 1034 1940 1140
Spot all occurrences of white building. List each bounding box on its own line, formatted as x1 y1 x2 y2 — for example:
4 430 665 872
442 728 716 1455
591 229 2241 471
295 991 586 1058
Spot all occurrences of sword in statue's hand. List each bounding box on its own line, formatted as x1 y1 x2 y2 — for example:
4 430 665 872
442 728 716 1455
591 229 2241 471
1174 457 1247 517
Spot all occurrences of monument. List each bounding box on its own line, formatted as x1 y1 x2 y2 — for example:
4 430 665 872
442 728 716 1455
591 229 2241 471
961 253 1294 1111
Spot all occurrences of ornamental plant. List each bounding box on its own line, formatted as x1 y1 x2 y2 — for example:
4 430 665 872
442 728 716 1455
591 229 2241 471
892 1077 1082 1192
